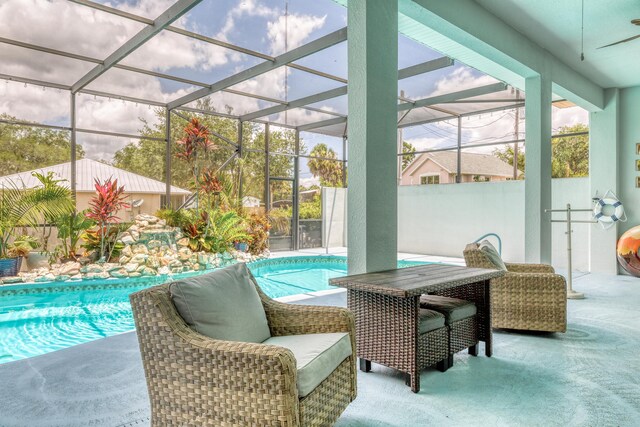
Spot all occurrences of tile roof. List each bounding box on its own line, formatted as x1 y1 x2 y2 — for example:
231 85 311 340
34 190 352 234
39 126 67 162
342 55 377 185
406 151 519 178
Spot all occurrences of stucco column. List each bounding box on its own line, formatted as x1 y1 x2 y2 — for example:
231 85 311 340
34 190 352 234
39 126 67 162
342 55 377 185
589 88 619 274
524 73 552 264
347 0 398 274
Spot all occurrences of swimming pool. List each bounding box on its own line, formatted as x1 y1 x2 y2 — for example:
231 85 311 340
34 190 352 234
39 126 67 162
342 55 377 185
0 256 427 363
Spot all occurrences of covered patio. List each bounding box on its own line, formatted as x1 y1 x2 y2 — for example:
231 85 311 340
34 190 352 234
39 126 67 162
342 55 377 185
0 268 638 426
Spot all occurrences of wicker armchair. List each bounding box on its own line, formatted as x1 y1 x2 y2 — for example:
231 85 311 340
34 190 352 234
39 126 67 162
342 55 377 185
130 283 357 426
463 247 567 333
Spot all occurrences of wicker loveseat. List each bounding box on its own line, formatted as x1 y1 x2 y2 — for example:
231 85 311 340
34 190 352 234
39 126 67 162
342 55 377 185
464 245 567 333
130 269 357 426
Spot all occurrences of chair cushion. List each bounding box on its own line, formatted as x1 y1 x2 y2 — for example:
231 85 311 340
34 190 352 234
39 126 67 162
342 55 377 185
420 295 477 324
169 263 271 343
419 309 446 334
263 332 352 398
478 240 507 271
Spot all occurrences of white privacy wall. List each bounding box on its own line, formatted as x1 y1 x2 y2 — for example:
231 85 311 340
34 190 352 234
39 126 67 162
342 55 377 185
397 178 592 271
324 178 595 271
322 187 348 248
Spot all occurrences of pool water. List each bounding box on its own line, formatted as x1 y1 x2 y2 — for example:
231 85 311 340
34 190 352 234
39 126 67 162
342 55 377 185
0 256 427 364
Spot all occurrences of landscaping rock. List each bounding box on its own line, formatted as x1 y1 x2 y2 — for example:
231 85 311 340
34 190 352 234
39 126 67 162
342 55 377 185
121 245 133 258
34 273 56 283
85 264 104 274
58 261 81 276
178 247 192 261
55 275 71 282
120 234 135 244
111 269 129 278
123 263 139 273
2 276 24 284
132 245 149 255
130 254 149 265
147 240 162 249
177 238 189 247
140 267 156 276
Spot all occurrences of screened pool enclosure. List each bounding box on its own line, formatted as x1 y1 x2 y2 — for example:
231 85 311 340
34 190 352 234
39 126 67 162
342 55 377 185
0 0 563 251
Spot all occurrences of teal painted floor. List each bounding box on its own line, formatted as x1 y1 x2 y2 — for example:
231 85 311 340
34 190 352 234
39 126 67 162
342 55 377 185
0 271 638 426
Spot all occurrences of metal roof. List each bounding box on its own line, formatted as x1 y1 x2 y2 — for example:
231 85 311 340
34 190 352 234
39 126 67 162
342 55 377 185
405 151 519 178
0 158 191 195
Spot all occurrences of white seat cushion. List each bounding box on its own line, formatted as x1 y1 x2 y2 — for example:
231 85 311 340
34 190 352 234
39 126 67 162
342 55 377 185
262 332 352 397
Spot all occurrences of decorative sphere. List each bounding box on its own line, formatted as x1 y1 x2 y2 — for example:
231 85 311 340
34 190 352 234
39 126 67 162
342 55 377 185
617 226 640 276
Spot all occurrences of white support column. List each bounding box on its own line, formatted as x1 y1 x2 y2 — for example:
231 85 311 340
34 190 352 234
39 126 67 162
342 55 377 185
589 88 619 274
524 73 552 264
347 0 398 274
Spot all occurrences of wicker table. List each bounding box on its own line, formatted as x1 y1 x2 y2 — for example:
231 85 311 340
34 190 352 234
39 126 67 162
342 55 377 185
329 264 505 393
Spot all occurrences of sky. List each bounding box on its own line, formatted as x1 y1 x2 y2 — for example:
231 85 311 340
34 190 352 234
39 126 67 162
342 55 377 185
0 0 588 187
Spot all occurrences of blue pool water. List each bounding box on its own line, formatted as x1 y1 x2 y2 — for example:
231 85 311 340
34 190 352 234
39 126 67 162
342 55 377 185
0 256 427 364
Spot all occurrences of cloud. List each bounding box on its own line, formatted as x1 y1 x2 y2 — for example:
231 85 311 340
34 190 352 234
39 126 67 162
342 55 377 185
403 65 590 155
0 81 70 124
429 66 500 97
267 13 326 56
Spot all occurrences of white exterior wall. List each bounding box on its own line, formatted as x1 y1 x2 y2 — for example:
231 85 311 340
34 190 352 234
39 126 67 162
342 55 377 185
322 187 348 248
398 178 591 270
325 178 593 271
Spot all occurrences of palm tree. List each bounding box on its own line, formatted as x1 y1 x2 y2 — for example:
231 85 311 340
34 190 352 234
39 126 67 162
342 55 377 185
0 176 74 260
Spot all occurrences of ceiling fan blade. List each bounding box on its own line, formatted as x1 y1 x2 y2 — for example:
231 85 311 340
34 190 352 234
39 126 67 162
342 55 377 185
597 33 640 49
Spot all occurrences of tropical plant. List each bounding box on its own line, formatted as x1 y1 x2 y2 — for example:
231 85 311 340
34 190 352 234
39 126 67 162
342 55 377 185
9 235 38 258
57 210 95 260
268 207 292 236
203 210 250 254
82 224 127 262
156 208 192 229
245 213 270 255
307 144 343 187
179 208 250 254
0 178 74 259
29 171 74 252
85 178 129 262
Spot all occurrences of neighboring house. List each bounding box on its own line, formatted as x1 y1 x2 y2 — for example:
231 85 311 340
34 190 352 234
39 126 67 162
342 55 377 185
0 158 191 219
400 151 520 185
242 196 262 208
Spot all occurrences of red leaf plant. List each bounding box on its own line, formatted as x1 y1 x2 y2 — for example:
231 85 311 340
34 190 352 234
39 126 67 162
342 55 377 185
87 178 129 261
200 169 223 194
176 118 216 164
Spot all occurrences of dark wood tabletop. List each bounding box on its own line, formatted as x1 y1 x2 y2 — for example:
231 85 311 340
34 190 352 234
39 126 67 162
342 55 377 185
329 263 505 298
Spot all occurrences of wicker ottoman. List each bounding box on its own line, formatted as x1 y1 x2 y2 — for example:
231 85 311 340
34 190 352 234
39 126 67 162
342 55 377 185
420 295 479 369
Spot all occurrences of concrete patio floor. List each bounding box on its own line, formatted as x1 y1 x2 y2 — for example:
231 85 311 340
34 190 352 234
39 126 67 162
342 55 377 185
0 264 638 426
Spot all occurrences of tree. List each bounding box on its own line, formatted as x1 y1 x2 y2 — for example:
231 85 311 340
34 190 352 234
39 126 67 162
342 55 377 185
113 99 301 206
0 114 84 174
402 141 416 170
113 99 243 190
551 123 589 178
307 143 343 187
492 123 589 179
493 145 525 178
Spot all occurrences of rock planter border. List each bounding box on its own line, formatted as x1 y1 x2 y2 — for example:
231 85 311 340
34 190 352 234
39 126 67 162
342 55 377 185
0 214 268 286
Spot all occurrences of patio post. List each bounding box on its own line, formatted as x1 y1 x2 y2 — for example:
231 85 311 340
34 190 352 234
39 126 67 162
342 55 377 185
70 92 77 200
165 108 171 208
347 0 398 274
589 88 619 273
524 73 552 264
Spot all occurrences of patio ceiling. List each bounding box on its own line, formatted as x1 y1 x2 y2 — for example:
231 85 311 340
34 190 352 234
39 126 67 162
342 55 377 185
0 0 528 139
